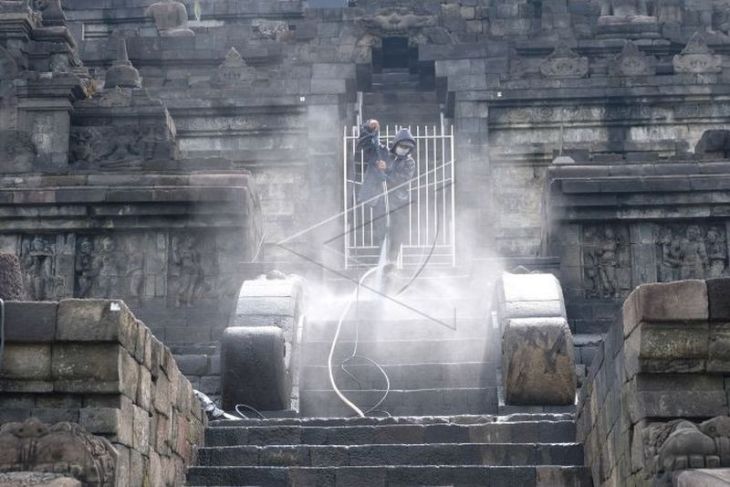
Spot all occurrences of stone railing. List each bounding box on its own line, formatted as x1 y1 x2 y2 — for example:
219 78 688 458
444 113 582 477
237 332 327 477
0 299 206 486
577 278 730 486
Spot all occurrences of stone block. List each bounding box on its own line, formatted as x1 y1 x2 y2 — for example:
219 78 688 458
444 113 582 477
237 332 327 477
56 299 138 352
4 302 57 342
133 404 151 454
623 281 708 337
502 317 577 406
221 326 289 411
175 354 209 376
675 469 730 487
635 322 709 374
708 278 730 321
79 407 122 436
709 323 730 372
137 366 152 411
0 344 51 380
129 449 145 487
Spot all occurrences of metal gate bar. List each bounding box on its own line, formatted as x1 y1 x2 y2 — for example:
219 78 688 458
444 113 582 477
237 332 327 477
343 124 456 269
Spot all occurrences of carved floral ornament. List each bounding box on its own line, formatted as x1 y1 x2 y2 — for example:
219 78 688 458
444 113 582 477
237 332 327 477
673 32 722 74
0 418 116 487
610 40 655 76
539 45 589 79
355 7 437 36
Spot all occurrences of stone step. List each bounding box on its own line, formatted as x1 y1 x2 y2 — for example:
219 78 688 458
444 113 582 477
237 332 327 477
205 420 577 447
371 71 418 83
208 413 575 428
299 387 498 417
196 442 585 467
301 338 494 366
186 465 592 486
303 316 491 342
372 81 423 91
363 90 439 105
300 362 497 390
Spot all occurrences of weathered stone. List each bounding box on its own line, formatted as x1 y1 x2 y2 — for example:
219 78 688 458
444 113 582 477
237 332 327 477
4 302 57 343
146 0 195 37
0 418 117 486
623 281 709 337
0 344 51 381
708 278 730 321
103 37 141 89
675 469 730 486
0 253 25 300
56 300 138 351
221 326 289 411
0 472 81 486
502 317 577 406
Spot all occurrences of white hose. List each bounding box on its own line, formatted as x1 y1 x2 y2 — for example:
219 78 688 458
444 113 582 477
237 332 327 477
328 266 380 418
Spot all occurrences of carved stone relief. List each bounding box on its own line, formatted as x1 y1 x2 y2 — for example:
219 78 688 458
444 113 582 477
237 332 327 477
251 19 292 41
610 40 655 76
673 32 722 74
74 234 150 300
69 125 171 168
212 47 255 88
582 224 631 298
0 418 116 487
19 235 72 300
169 234 205 307
539 46 589 79
644 417 730 480
145 0 194 37
355 7 437 36
656 224 727 282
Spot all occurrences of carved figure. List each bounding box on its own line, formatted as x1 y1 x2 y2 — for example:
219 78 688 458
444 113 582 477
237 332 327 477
20 236 55 300
125 240 144 298
596 228 618 298
706 226 728 278
584 226 621 297
91 236 120 298
658 229 682 282
145 0 194 37
172 235 203 307
680 225 708 280
0 417 116 486
74 236 94 298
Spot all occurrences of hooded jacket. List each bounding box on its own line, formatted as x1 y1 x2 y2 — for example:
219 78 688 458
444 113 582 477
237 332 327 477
358 128 416 208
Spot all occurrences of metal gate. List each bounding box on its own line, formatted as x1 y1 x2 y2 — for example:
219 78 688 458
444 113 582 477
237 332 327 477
343 124 456 269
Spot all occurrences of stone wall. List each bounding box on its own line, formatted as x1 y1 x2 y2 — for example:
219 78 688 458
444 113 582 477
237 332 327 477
577 278 730 486
0 299 206 487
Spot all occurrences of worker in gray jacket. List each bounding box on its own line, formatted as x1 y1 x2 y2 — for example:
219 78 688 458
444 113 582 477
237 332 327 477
356 120 416 265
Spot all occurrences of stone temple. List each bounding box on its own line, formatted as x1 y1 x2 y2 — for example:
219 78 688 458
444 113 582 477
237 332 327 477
1 0 730 485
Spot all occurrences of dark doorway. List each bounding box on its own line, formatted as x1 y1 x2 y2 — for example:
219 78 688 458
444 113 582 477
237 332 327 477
381 37 410 69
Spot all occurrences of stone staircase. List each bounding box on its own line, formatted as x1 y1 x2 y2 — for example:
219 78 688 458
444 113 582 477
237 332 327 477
186 276 592 486
188 414 590 486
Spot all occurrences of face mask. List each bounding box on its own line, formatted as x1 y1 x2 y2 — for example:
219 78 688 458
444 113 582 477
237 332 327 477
395 145 411 156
